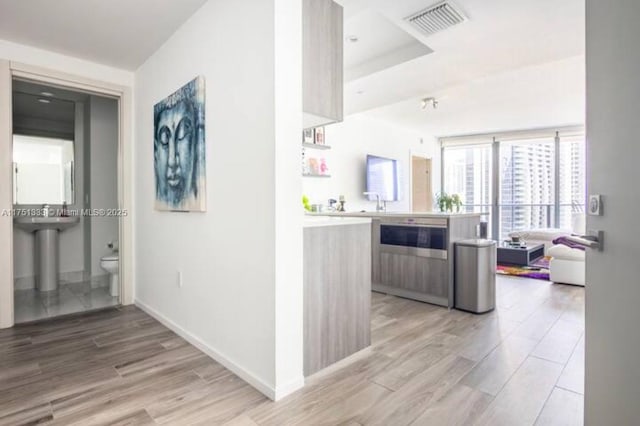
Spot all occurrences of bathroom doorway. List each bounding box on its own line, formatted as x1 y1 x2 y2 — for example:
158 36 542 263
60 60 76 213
11 79 121 322
0 62 134 329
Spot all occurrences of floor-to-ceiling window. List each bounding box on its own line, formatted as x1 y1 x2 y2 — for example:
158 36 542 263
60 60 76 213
442 143 493 235
558 135 586 233
499 137 556 239
441 128 586 240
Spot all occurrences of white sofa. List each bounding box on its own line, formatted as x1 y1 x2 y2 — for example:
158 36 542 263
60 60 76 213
547 244 586 286
509 228 586 286
509 228 573 255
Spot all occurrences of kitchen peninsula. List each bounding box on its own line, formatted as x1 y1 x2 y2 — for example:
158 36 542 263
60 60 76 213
303 216 372 376
310 212 481 307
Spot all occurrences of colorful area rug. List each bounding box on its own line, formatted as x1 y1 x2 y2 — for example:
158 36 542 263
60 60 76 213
497 256 550 281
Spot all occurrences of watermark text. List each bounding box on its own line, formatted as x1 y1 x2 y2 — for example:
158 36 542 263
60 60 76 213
2 208 128 217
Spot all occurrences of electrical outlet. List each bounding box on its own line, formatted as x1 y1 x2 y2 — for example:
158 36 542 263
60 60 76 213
177 271 183 288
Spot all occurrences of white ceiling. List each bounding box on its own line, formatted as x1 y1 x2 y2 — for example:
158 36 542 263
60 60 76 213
343 9 433 81
366 55 585 137
338 0 585 116
0 0 584 135
0 0 208 70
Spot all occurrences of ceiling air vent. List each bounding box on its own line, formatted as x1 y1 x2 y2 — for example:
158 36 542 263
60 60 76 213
405 1 467 37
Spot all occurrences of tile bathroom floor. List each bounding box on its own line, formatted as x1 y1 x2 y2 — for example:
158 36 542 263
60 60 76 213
14 281 119 323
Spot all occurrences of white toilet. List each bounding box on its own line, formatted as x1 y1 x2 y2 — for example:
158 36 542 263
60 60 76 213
100 253 119 297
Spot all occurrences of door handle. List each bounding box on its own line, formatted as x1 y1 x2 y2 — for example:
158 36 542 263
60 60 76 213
566 230 604 251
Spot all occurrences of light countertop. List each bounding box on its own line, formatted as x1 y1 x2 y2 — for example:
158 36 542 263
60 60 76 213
303 216 372 228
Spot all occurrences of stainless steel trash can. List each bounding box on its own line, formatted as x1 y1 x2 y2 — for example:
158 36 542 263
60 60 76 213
455 239 497 313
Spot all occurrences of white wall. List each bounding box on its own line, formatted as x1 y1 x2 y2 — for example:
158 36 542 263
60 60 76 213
273 0 304 395
0 39 133 87
88 95 119 276
302 113 439 212
134 0 303 400
585 1 640 423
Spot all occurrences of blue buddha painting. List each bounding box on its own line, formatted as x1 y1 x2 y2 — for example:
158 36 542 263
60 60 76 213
154 77 206 211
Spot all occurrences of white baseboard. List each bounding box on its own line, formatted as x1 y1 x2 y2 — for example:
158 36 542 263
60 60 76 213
135 299 304 401
274 376 306 400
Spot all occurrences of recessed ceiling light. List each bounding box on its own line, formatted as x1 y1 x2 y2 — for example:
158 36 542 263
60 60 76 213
37 98 51 104
356 90 365 95
346 35 359 43
40 91 54 97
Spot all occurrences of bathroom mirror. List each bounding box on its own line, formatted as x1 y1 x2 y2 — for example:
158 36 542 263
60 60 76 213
12 134 75 205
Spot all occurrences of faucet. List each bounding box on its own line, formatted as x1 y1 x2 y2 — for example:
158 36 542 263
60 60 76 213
363 192 386 212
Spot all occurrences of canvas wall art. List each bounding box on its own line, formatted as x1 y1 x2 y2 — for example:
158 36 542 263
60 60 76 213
154 76 206 212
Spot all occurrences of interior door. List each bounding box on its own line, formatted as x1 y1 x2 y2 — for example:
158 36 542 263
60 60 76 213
586 1 640 423
411 155 432 212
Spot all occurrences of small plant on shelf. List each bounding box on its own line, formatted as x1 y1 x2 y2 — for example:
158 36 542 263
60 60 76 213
435 192 463 213
302 195 312 212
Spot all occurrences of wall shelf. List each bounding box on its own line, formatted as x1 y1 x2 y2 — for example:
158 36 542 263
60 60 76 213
303 173 331 178
302 143 331 150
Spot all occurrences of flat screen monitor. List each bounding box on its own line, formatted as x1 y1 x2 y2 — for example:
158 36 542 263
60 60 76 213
366 154 399 202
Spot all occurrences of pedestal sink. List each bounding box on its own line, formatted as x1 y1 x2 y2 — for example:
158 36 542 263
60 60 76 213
14 216 80 292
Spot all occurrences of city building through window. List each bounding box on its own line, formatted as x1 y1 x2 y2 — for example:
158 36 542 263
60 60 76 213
441 128 586 240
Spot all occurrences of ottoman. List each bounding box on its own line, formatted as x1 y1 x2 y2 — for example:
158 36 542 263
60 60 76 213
548 244 586 286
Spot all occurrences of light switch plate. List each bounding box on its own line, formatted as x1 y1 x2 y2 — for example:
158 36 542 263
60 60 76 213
588 194 602 216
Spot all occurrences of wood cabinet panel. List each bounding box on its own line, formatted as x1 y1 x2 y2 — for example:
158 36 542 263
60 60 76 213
304 223 371 376
379 252 447 297
302 0 343 128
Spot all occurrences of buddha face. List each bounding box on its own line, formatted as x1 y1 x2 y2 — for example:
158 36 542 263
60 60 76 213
154 101 196 206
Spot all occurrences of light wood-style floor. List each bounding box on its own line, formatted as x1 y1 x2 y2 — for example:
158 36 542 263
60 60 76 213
0 276 584 426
